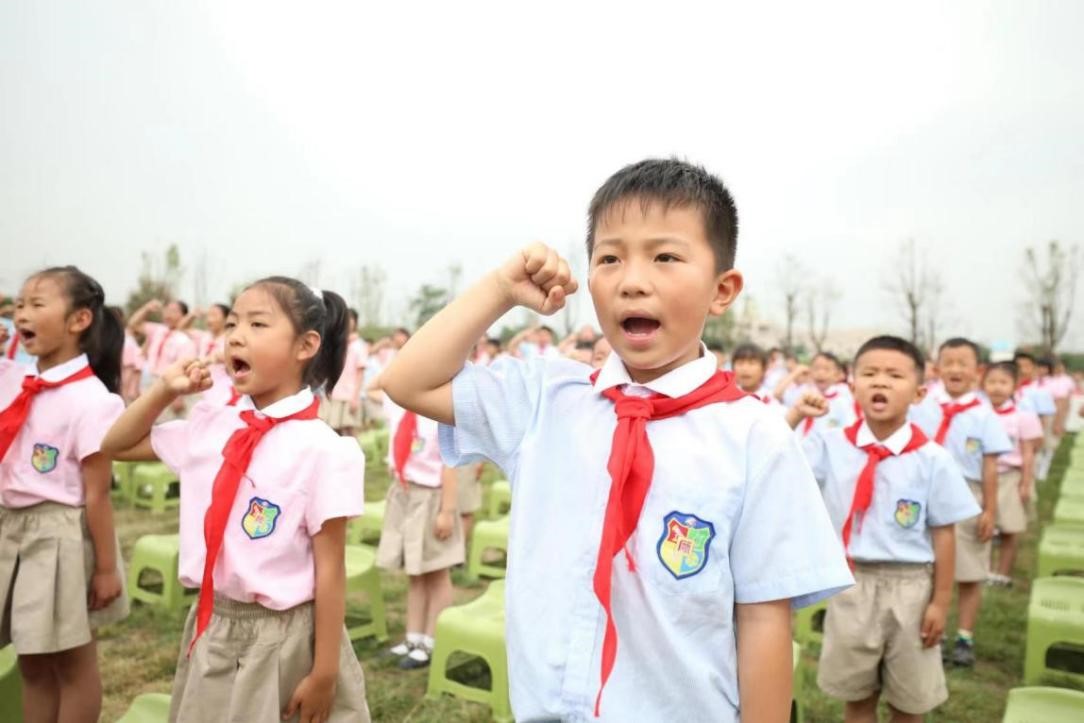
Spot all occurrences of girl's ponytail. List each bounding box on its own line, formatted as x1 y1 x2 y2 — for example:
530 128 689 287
35 266 123 393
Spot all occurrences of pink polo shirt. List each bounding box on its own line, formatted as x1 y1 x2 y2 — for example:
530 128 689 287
199 334 233 406
142 322 198 377
329 337 367 403
151 388 366 609
383 396 443 488
0 355 125 508
992 401 1043 472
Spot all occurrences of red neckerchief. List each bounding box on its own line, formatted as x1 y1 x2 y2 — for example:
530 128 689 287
589 368 746 716
841 420 929 561
392 410 417 489
188 396 320 656
0 366 95 462
934 398 980 444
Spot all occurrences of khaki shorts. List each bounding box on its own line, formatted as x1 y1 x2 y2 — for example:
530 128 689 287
456 464 483 515
170 596 370 723
321 398 361 431
996 469 1028 534
0 502 129 654
956 479 990 582
377 482 464 576
818 562 947 715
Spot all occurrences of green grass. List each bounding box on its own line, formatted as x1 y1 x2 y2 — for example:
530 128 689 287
100 438 1079 721
801 435 1080 722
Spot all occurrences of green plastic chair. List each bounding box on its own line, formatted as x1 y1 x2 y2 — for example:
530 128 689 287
484 480 512 520
347 500 386 545
0 645 22 723
1054 496 1084 526
112 460 142 503
116 692 171 722
793 599 828 648
1024 577 1084 686
1002 686 1084 722
373 427 390 459
131 464 179 514
344 545 388 643
128 534 196 611
427 580 511 723
791 640 803 723
1038 525 1084 578
468 515 510 579
357 430 380 462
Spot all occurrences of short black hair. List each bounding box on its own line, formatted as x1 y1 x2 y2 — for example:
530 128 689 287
813 351 844 373
855 335 925 382
586 158 739 272
174 299 190 316
985 361 1019 382
731 343 768 367
1037 355 1055 371
1013 349 1036 365
940 337 982 363
348 308 359 325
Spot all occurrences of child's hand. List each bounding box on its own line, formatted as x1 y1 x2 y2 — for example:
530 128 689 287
434 509 455 541
146 299 163 313
920 601 946 648
159 358 212 397
495 243 579 315
88 569 123 610
793 392 828 419
282 671 336 722
977 509 996 542
1019 480 1033 504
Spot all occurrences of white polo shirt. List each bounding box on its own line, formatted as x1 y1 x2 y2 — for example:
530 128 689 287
910 391 1012 481
802 422 979 563
440 349 853 722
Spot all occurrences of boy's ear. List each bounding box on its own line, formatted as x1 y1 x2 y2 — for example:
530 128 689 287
708 269 744 317
913 382 928 405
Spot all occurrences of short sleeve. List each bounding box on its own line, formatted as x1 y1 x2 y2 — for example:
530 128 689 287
305 436 366 534
981 411 1013 456
800 431 828 486
729 416 853 609
1019 411 1043 441
925 448 981 526
150 400 217 473
142 321 164 340
73 393 125 461
438 357 547 475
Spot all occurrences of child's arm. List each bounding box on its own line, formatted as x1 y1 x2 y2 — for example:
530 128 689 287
382 244 578 425
735 599 793 721
772 364 807 402
101 359 210 460
922 524 954 647
784 391 828 430
1019 441 1036 504
126 299 161 334
83 452 123 610
434 466 458 540
284 517 347 722
978 454 999 541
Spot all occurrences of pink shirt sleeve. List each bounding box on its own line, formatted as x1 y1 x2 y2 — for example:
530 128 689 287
151 400 216 472
1018 411 1043 441
304 436 366 535
73 393 125 461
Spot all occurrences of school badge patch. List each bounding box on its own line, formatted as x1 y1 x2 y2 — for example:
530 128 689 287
895 499 921 529
241 497 281 540
31 444 59 474
657 511 716 580
965 437 981 455
411 436 425 454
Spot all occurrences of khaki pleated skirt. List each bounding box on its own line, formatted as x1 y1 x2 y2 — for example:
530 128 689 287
170 595 370 722
0 501 129 654
376 482 464 576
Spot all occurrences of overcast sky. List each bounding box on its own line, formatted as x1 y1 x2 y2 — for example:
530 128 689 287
2 1 1081 348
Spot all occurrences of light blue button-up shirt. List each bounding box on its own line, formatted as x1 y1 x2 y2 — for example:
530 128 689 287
910 391 1012 481
440 349 853 722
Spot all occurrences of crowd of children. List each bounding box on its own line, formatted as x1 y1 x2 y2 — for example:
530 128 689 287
0 157 1082 722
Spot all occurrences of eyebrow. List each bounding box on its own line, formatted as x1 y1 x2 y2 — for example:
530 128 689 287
594 236 692 250
227 309 272 318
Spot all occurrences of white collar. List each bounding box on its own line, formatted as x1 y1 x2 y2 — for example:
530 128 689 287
856 420 913 455
594 344 716 398
31 353 90 382
933 389 976 406
253 387 315 419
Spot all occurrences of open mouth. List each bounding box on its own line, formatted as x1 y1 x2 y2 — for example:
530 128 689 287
620 316 661 344
15 329 35 346
869 392 889 412
230 357 252 382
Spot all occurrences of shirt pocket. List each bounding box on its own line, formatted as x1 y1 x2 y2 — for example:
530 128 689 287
640 509 726 595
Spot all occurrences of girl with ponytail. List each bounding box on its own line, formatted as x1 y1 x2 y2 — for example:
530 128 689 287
0 266 129 722
103 276 371 722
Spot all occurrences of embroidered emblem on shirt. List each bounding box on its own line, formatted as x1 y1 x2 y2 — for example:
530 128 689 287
31 444 59 474
827 419 842 428
895 499 921 528
657 511 716 579
241 497 281 540
411 436 425 454
965 437 981 455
